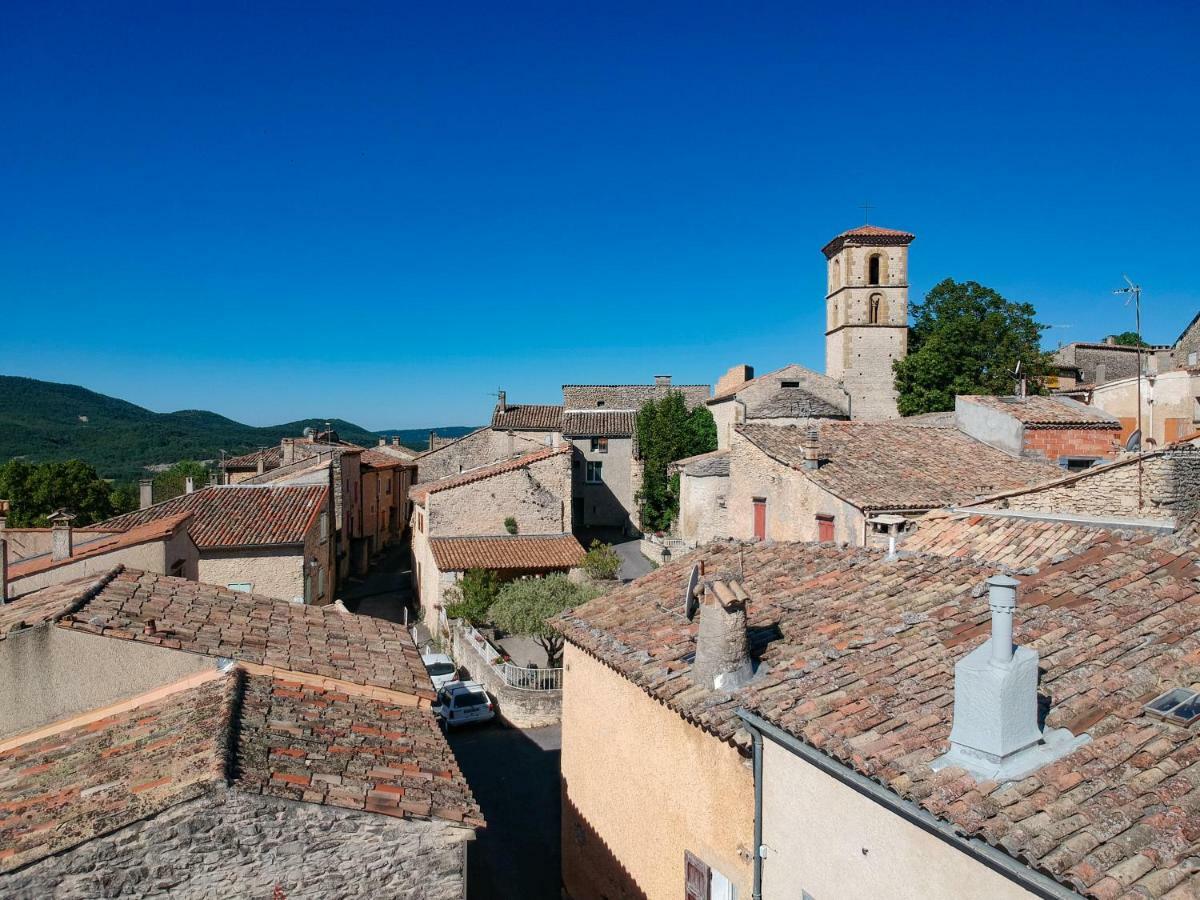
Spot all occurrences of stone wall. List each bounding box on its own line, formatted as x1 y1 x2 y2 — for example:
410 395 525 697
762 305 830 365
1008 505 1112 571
448 622 562 728
973 450 1200 522
1171 313 1200 368
428 452 571 537
1 787 471 899
417 428 548 484
678 470 730 546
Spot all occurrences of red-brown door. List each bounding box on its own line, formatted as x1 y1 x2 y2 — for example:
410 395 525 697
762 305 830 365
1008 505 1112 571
817 514 835 543
752 498 767 541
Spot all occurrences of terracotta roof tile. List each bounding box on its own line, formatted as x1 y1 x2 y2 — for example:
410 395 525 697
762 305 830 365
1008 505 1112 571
90 485 328 548
410 445 571 505
555 533 1200 898
960 395 1121 428
223 446 283 470
8 512 194 581
821 224 916 256
0 570 121 640
491 403 563 431
904 510 1117 568
48 568 434 698
739 422 1061 511
359 448 414 470
428 534 585 571
561 410 638 437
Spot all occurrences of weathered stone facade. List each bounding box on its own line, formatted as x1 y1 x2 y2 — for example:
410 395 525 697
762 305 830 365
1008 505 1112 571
416 427 549 484
569 436 638 532
707 364 851 450
1 787 471 899
822 227 913 420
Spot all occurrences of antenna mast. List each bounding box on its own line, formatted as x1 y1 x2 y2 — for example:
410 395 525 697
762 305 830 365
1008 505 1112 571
1113 275 1144 508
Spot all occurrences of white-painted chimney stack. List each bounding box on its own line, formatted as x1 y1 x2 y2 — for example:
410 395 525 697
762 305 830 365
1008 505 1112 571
139 479 154 509
185 476 195 494
49 509 75 562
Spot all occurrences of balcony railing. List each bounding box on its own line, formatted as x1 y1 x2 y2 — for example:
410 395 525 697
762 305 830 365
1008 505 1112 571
461 623 563 692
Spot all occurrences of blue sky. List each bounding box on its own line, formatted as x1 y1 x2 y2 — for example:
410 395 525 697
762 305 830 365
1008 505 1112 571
3 2 1197 429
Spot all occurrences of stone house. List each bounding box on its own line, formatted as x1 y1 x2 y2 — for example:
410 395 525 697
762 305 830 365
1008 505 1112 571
409 444 579 624
5 511 199 599
220 445 284 483
416 426 551 484
706 363 851 450
954 394 1124 469
1073 368 1200 449
89 485 334 604
358 447 417 563
553 527 1200 900
0 568 482 898
562 376 710 533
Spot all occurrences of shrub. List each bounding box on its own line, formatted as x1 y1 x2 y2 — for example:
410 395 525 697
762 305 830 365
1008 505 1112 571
582 540 620 580
504 516 518 535
443 568 500 626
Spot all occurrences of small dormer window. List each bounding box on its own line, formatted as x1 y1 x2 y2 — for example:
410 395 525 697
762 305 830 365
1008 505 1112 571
596 400 605 408
780 380 800 388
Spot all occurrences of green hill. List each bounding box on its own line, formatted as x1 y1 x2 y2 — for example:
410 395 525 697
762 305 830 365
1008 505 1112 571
0 376 477 481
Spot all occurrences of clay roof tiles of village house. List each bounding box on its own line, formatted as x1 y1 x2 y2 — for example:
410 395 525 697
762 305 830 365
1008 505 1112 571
428 534 586 571
555 533 1200 899
358 447 415 470
89 485 328 548
222 445 283 470
821 224 916 256
491 403 564 432
0 670 483 874
738 422 1061 511
7 512 195 581
0 569 120 640
903 509 1120 568
28 567 435 698
670 449 731 478
409 444 571 505
707 364 845 407
560 409 640 438
961 394 1122 428
561 383 710 411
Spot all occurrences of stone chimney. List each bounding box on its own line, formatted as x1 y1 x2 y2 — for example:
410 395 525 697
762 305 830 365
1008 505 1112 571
0 498 8 532
49 509 76 561
802 426 820 470
281 439 296 466
207 472 218 487
392 436 401 447
378 437 386 446
936 574 1088 780
139 479 154 509
498 390 507 413
715 364 754 397
654 375 672 387
184 476 195 494
692 577 753 692
1104 335 1116 346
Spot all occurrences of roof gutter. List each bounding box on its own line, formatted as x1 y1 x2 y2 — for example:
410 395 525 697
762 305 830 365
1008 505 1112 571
734 709 1083 900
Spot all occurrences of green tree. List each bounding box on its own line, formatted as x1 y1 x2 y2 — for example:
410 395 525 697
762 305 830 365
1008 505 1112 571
582 540 621 581
443 568 500 626
487 574 600 666
152 460 211 504
1111 331 1147 347
893 279 1052 416
635 392 718 532
0 458 134 526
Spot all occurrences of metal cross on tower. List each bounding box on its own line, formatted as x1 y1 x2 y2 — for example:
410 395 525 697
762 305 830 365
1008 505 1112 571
859 201 874 224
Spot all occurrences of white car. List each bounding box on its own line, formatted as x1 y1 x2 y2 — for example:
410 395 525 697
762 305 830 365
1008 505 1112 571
421 653 459 692
433 681 496 728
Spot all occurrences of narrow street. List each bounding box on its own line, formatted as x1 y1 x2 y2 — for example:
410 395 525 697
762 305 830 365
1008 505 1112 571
339 540 412 624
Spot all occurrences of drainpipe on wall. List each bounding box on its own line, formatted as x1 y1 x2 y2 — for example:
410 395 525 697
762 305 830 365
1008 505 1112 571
750 723 764 900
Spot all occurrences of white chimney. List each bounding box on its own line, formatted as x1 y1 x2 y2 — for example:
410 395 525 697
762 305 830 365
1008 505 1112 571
49 510 75 561
185 476 195 494
139 479 154 509
936 574 1089 780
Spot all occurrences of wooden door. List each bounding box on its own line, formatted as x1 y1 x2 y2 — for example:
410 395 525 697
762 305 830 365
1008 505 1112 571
817 514 835 543
684 851 710 900
752 498 766 542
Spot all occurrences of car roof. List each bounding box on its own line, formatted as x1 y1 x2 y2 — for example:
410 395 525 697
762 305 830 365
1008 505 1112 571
442 680 487 695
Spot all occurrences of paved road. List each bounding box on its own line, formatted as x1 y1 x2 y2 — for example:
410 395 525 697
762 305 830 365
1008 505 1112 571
338 540 412 624
447 723 562 900
613 537 655 582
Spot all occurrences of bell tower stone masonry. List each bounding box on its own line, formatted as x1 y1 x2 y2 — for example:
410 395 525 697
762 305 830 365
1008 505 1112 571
822 224 914 420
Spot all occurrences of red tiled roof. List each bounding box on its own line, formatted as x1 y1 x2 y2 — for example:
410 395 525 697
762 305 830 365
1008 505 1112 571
8 512 194 581
960 394 1121 428
428 534 585 571
491 403 563 431
46 568 434 698
738 422 1061 511
238 675 483 826
821 224 915 256
359 448 414 470
903 509 1116 568
410 445 571 505
91 485 328 548
561 410 637 437
223 446 283 470
557 535 1200 898
0 569 121 640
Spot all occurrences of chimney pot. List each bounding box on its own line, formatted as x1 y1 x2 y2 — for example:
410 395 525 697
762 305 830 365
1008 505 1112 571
654 375 672 387
49 510 75 561
139 479 154 509
184 476 195 494
692 577 753 691
379 437 386 446
802 426 821 470
498 390 507 413
987 574 1019 665
392 436 400 447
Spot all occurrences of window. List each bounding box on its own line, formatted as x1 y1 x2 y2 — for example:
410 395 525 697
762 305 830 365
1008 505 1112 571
590 437 609 453
417 511 424 532
780 380 800 388
684 851 735 900
586 461 603 483
227 583 253 593
596 400 606 408
816 514 835 543
868 253 881 285
868 293 883 324
1061 457 1099 473
170 560 185 577
319 511 329 542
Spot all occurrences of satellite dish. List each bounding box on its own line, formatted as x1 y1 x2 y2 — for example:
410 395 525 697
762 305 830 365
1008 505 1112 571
302 427 315 438
684 565 700 621
1125 429 1142 452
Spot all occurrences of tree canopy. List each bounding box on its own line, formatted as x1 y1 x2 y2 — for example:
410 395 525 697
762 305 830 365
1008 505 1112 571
0 458 136 526
487 574 600 666
635 391 717 532
893 278 1052 416
1111 331 1148 347
443 568 500 626
152 460 212 504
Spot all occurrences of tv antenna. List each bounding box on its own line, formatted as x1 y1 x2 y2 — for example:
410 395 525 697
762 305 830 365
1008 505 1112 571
1012 360 1027 398
1113 275 1144 507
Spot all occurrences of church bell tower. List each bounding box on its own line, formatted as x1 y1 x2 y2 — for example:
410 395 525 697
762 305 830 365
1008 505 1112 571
822 224 914 420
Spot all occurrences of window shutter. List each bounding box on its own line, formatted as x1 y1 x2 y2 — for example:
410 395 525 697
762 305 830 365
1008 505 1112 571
684 851 711 900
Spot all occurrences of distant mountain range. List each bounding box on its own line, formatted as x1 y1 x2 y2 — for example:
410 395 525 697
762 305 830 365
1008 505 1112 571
0 376 478 481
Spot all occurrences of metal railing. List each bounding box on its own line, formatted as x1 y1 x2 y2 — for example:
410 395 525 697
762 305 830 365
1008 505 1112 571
461 623 563 692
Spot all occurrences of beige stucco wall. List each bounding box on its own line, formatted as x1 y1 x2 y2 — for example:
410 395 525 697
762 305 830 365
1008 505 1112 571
11 530 199 598
561 643 754 900
0 529 113 561
570 437 636 530
678 471 729 545
761 738 1033 900
726 431 865 544
199 548 306 603
1088 370 1200 447
709 400 741 451
0 627 213 741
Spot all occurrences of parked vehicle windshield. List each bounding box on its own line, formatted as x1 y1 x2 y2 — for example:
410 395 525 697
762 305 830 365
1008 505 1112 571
426 662 456 676
454 693 489 708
